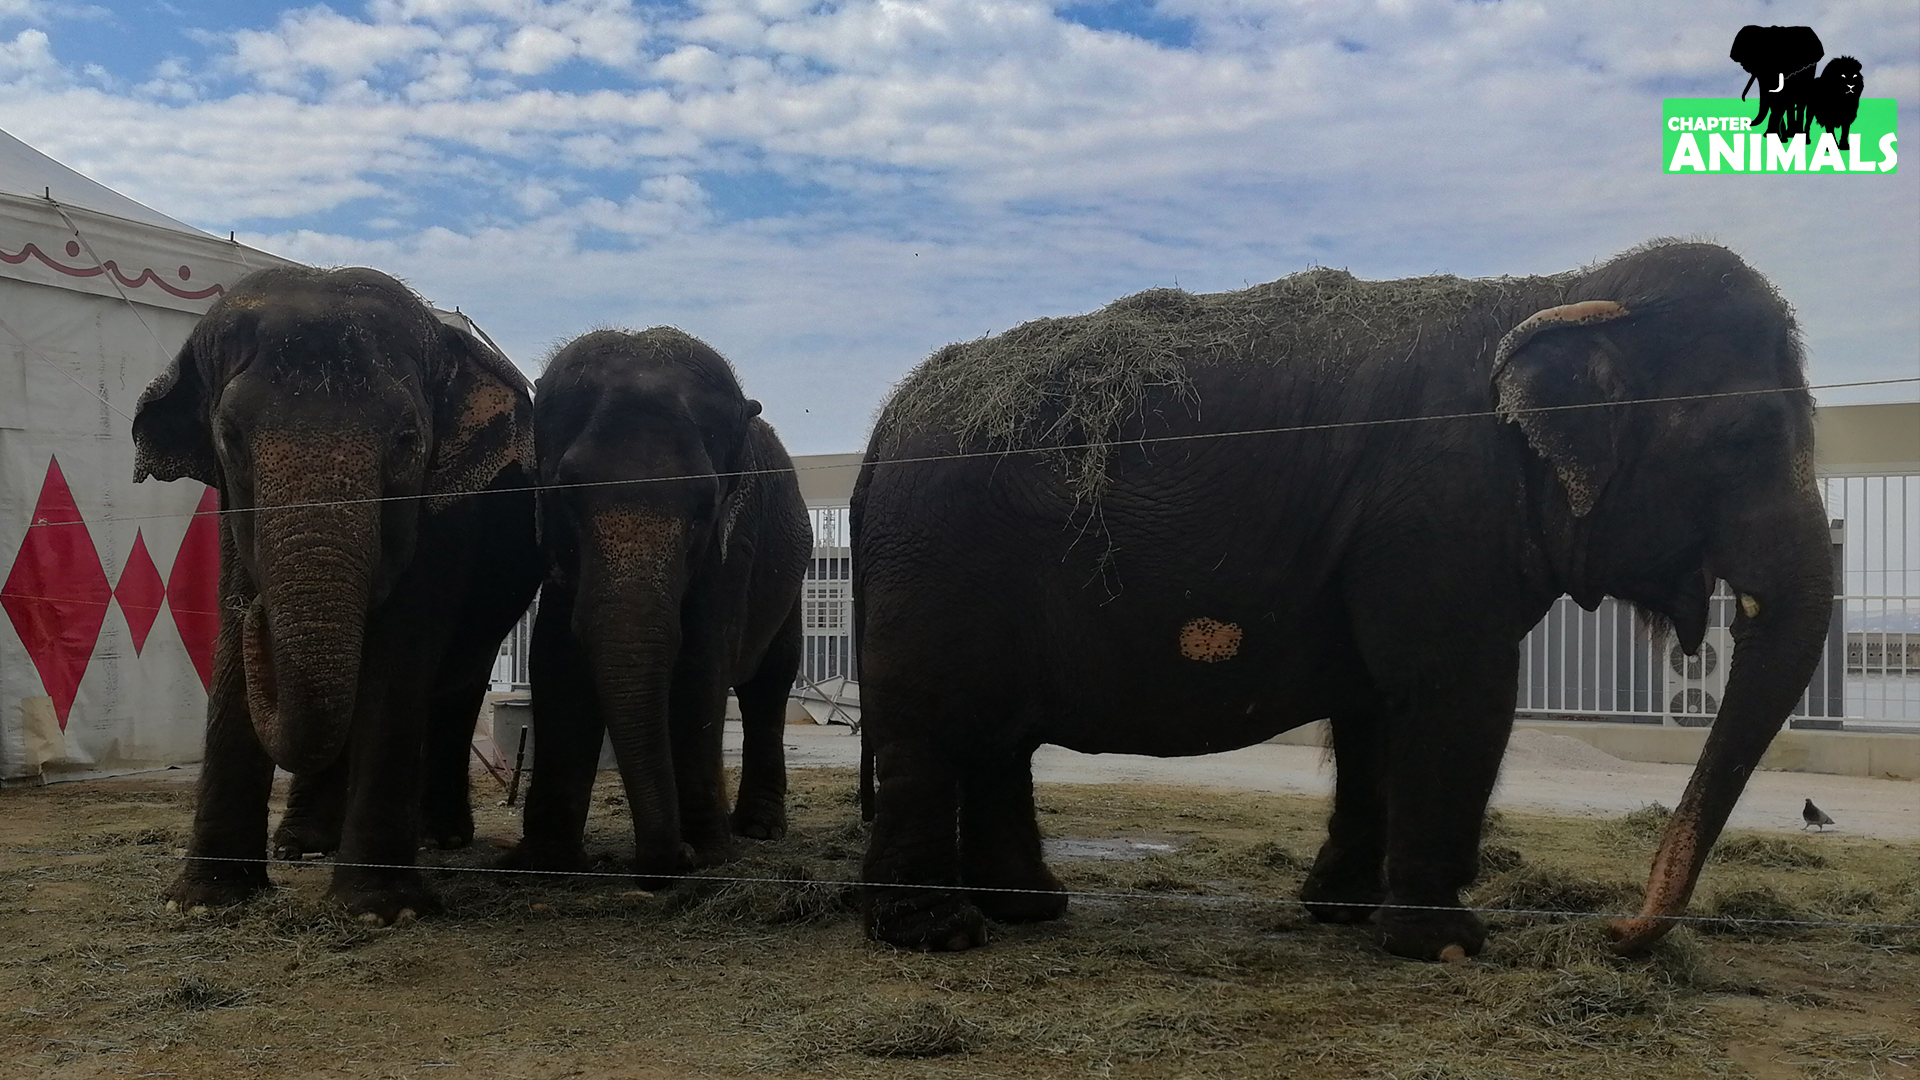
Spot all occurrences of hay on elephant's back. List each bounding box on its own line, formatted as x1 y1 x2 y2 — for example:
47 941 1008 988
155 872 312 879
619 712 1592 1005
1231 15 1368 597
880 268 1562 500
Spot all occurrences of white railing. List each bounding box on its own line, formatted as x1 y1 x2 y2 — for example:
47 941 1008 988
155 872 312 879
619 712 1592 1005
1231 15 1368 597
489 593 535 691
803 506 856 683
490 508 859 691
491 476 1918 733
1518 474 1918 732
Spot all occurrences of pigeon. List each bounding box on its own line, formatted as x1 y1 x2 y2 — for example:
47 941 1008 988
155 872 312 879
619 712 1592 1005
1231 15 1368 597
1802 798 1835 831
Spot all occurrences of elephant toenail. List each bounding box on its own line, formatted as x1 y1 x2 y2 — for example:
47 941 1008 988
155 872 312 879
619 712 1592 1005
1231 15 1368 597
393 908 417 926
1439 944 1468 963
359 912 385 927
165 900 180 914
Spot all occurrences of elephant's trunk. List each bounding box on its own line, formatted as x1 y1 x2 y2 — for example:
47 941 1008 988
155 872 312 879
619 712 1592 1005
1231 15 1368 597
243 475 380 776
1611 491 1833 954
577 506 690 870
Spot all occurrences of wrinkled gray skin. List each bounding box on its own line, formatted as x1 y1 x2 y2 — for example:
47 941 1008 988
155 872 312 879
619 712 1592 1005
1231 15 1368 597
132 267 541 924
854 242 1831 959
503 328 809 881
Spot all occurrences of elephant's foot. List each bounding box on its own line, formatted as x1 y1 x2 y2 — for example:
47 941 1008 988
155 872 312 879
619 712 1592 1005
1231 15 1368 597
327 867 442 927
497 839 592 876
865 888 988 951
419 803 475 851
271 820 340 862
163 862 272 913
632 841 699 891
730 796 787 841
1300 844 1385 925
1378 901 1486 962
1299 874 1384 924
967 863 1069 924
690 841 738 871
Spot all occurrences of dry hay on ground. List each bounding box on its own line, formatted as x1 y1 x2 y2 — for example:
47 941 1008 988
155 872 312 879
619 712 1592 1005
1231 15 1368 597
877 267 1571 500
2 768 1916 1079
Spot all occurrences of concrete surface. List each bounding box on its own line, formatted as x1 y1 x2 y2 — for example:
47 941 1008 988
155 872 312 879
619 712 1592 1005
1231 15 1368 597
733 723 1920 841
1271 719 1920 781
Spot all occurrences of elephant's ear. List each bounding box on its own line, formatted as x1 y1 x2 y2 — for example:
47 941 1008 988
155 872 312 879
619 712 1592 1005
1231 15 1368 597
1490 300 1634 519
132 339 218 485
427 323 535 512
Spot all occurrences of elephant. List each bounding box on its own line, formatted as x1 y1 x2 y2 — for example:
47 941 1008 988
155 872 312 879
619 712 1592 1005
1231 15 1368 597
1810 57 1864 147
851 241 1832 961
1730 25 1824 140
132 266 542 924
503 328 809 881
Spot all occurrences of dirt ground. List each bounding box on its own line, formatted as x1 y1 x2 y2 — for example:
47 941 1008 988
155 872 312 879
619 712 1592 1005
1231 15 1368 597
2 752 1917 1079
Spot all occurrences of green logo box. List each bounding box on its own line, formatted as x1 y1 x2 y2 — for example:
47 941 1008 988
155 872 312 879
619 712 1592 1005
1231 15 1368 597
1663 98 1898 174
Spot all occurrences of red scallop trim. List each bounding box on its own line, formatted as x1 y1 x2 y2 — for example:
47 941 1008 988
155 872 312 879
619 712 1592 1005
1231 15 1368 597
1 240 226 300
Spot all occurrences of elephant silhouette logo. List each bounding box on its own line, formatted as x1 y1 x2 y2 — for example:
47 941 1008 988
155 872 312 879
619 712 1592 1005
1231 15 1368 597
1729 25 1864 142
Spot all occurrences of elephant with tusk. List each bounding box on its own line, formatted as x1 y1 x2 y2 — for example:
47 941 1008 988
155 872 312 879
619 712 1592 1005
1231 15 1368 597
132 267 542 925
1729 24 1825 141
852 240 1831 961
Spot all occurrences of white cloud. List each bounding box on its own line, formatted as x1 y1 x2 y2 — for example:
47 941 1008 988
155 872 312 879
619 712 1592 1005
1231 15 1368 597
229 7 444 91
488 24 575 73
0 27 55 81
0 0 1913 449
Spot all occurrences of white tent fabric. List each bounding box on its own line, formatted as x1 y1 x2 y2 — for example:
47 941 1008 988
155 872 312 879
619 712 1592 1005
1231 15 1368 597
0 127 291 780
0 128 297 782
2 132 514 784
0 131 517 783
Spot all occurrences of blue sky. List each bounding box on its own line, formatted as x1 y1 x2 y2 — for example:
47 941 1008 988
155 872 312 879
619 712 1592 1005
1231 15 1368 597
3 0 1916 452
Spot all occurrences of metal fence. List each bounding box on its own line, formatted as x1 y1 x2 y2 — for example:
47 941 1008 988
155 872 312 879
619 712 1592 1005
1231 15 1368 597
803 507 856 683
488 507 859 691
489 595 535 691
1518 474 1918 732
491 475 1918 733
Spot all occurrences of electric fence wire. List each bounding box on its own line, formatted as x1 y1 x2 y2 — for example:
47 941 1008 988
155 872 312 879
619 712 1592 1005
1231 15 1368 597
2 845 1917 934
11 203 1917 944
8 376 1918 533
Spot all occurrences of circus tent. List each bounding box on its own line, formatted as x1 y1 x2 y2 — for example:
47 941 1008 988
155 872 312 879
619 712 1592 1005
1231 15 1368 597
0 126 301 782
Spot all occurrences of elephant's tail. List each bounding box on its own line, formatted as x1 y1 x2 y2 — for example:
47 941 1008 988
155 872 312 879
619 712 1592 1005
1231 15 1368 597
851 447 876 822
859 730 876 823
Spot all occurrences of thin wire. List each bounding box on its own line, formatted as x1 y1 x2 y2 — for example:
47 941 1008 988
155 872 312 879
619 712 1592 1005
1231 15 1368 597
50 199 176 372
5 844 1916 932
17 376 1920 534
0 590 217 616
0 311 136 424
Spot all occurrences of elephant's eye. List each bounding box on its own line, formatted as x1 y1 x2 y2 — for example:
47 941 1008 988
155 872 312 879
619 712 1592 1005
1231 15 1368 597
217 423 249 466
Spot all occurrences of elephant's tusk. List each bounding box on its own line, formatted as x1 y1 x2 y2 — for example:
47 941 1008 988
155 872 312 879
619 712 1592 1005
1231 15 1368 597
1770 73 1784 93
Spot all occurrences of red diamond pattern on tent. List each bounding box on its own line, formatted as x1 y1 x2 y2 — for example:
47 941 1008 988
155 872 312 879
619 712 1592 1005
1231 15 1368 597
115 530 165 654
1 457 111 729
167 486 221 691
